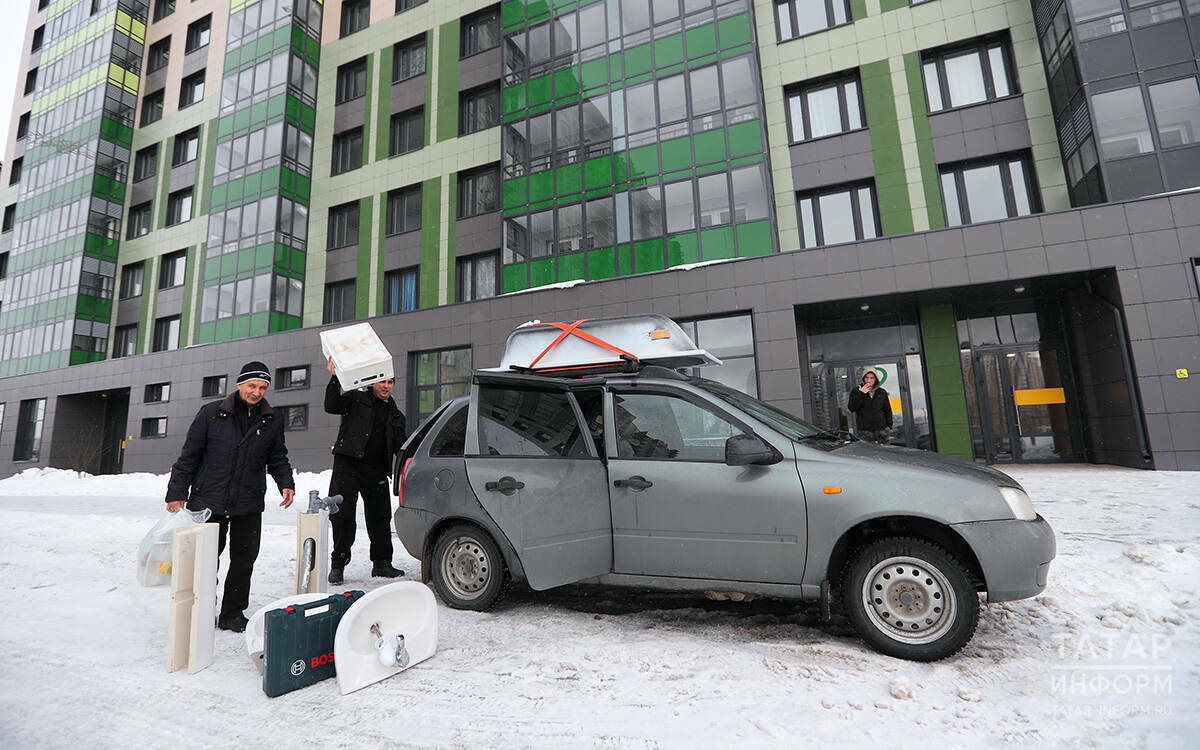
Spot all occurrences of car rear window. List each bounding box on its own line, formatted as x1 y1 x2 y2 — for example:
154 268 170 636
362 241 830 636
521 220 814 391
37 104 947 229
429 405 467 457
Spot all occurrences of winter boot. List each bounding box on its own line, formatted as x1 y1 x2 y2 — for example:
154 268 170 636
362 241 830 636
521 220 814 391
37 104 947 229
328 564 344 585
217 612 249 633
371 562 404 578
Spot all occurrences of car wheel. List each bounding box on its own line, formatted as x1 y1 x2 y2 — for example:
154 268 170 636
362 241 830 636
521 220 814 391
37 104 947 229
842 537 979 661
430 524 510 611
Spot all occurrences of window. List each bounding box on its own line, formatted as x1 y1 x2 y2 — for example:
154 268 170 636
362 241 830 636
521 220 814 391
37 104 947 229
336 58 368 103
393 35 427 81
2 205 14 233
133 145 158 182
16 113 29 140
341 0 370 37
323 279 356 324
458 165 499 218
460 84 500 135
386 186 422 234
477 387 590 457
24 68 38 95
31 25 44 52
276 366 310 390
145 382 171 403
127 202 152 238
166 188 193 226
922 37 1016 113
408 347 472 423
677 315 759 397
940 155 1037 227
180 70 205 107
331 128 363 175
389 107 424 155
384 267 419 313
1092 86 1153 159
142 89 164 125
279 405 308 431
328 201 360 249
397 0 427 11
119 262 145 298
152 0 175 22
141 417 168 438
159 250 186 289
1072 0 1127 41
1148 78 1200 149
152 316 180 352
774 0 851 41
430 406 467 456
172 127 199 166
8 157 21 185
457 253 498 302
202 375 227 398
13 399 47 462
461 6 500 58
797 182 879 248
185 15 211 53
612 392 741 462
113 324 138 358
786 73 864 142
147 37 170 73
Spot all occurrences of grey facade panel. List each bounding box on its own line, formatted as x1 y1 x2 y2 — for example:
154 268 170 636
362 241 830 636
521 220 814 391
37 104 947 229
929 98 1031 164
1161 146 1200 193
1129 21 1194 71
168 162 196 192
457 46 502 91
383 230 421 270
324 246 358 283
181 49 207 79
130 178 156 206
1103 156 1164 201
1077 35 1136 81
789 130 875 191
390 76 426 114
454 211 501 256
333 97 366 133
156 287 185 318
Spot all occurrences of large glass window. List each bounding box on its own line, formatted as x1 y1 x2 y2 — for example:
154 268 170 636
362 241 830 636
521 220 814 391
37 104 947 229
185 15 211 53
172 127 199 166
336 58 368 103
612 392 741 461
386 186 422 234
393 35 427 81
340 0 370 37
323 279 356 324
134 145 158 182
775 0 851 41
147 37 170 73
13 399 47 462
457 252 499 301
461 6 500 57
1092 86 1153 158
458 165 499 218
786 73 864 142
152 316 180 352
797 182 879 248
1148 77 1200 148
409 347 472 423
120 262 145 299
141 90 164 125
327 201 360 249
730 164 770 223
179 70 205 108
159 250 186 289
331 127 363 175
127 203 152 238
460 84 500 135
478 387 589 457
390 107 424 156
678 314 759 397
112 324 138 358
922 36 1016 112
384 267 419 313
201 375 227 398
1071 0 1126 41
166 188 193 226
940 155 1037 226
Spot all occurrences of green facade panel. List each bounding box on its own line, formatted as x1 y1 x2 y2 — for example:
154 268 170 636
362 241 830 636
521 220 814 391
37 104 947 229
860 60 914 236
919 304 974 461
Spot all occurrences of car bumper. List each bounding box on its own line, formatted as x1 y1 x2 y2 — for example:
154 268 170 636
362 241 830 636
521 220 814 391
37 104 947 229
393 506 433 562
951 514 1056 603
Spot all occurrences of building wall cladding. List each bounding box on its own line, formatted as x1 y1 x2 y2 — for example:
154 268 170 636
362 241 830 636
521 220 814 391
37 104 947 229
0 192 1197 476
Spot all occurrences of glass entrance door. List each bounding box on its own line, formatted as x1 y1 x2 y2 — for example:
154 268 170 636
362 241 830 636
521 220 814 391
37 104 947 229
967 347 1080 462
810 356 932 449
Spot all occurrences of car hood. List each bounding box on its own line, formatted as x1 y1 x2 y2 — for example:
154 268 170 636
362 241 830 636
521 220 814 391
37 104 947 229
827 441 1021 489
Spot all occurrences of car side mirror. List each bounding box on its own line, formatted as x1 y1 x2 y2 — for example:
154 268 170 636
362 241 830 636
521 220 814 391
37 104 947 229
725 433 781 466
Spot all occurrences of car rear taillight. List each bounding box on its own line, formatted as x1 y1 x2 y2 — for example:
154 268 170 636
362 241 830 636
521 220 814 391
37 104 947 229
397 457 413 507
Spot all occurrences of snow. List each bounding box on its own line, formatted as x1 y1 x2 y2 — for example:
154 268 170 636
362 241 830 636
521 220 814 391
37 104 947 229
0 465 1196 748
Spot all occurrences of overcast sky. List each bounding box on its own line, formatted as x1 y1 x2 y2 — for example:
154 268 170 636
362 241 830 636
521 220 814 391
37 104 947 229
0 0 33 156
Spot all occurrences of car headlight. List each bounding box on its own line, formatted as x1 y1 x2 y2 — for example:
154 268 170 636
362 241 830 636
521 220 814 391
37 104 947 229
998 487 1036 521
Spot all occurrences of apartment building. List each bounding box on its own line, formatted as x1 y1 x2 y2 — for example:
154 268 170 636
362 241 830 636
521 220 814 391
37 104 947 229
0 0 1197 475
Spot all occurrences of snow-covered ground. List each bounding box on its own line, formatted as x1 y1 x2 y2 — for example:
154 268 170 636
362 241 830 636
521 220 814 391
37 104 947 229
0 465 1195 748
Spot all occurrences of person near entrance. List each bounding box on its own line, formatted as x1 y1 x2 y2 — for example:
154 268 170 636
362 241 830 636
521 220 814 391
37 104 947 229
324 357 407 584
847 369 893 443
165 361 296 633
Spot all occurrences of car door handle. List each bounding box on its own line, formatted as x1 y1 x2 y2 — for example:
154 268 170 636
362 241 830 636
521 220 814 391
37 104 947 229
485 476 524 495
613 476 653 491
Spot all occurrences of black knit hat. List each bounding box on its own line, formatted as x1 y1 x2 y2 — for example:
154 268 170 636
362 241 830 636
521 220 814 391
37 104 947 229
237 361 272 385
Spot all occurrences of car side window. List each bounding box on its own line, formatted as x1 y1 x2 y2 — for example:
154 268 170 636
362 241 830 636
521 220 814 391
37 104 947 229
613 392 740 462
478 386 589 458
429 405 467 456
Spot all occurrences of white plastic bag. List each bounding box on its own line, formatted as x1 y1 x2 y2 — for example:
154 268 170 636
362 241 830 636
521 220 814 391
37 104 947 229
136 508 212 587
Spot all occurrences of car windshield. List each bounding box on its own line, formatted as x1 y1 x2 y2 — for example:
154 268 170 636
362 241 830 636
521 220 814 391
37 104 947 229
693 378 827 441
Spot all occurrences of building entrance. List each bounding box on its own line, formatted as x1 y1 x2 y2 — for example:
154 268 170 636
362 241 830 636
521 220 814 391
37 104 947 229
811 355 932 450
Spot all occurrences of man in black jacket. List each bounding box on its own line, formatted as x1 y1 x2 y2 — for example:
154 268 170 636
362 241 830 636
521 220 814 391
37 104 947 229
324 357 407 584
165 361 295 632
846 369 893 443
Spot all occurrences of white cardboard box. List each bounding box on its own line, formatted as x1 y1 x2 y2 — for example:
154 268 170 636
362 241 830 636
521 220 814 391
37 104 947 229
320 322 394 390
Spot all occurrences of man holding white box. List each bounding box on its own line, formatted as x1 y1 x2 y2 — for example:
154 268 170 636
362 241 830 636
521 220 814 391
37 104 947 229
324 357 407 584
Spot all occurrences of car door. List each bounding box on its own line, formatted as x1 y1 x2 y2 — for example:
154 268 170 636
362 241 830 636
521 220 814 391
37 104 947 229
605 387 808 584
463 373 612 590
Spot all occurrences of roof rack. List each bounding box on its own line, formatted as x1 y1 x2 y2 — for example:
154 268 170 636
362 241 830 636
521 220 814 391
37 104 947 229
489 315 722 377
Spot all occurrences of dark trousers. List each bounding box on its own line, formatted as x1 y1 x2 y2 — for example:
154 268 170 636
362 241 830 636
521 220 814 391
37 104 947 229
857 428 891 444
209 513 262 619
329 456 393 566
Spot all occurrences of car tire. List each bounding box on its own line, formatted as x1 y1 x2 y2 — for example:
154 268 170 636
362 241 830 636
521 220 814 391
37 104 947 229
842 536 979 661
430 524 510 611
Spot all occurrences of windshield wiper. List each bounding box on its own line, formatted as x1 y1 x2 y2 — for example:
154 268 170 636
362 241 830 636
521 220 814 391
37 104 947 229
797 429 852 443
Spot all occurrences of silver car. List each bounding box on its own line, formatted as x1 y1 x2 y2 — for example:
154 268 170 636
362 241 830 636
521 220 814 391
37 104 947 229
393 366 1055 661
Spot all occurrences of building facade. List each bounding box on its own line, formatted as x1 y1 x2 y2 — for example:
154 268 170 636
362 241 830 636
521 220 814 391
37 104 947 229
0 0 1197 476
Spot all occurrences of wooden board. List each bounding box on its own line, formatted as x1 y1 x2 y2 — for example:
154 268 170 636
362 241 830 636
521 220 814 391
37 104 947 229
294 511 329 595
166 523 218 674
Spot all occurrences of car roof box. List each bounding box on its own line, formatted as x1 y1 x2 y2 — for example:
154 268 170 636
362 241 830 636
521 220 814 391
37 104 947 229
493 315 722 376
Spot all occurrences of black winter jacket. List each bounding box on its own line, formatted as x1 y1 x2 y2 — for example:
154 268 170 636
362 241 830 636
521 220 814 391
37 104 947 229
325 375 407 473
847 387 893 431
166 392 295 517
